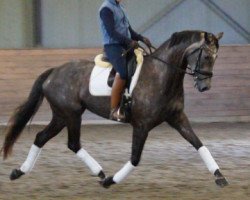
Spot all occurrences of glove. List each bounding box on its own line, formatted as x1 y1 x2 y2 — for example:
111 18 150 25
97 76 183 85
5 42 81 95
142 37 152 47
129 40 139 49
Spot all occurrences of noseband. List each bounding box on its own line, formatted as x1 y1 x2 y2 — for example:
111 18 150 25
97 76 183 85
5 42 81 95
187 45 214 80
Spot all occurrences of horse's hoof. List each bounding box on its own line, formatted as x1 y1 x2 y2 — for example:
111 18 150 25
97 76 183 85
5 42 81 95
98 171 106 180
10 169 24 181
215 177 229 187
99 176 115 189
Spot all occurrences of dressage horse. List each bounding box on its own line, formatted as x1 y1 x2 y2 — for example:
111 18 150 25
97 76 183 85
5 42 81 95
2 30 228 188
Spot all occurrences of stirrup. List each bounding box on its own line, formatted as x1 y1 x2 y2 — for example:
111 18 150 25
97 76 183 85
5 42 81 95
110 108 126 122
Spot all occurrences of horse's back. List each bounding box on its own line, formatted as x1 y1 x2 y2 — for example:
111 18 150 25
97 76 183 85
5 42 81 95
42 60 94 113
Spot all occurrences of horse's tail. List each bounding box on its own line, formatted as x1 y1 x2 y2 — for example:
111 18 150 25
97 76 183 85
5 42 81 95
1 68 54 160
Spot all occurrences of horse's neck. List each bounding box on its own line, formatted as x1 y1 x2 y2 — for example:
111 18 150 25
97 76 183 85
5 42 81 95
149 44 188 91
153 41 189 67
141 35 201 98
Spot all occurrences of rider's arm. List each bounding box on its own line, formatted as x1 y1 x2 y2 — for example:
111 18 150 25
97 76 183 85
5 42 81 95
100 7 132 46
129 26 143 42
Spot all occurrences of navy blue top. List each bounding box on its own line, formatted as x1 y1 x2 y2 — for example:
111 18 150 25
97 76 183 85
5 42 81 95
100 7 143 46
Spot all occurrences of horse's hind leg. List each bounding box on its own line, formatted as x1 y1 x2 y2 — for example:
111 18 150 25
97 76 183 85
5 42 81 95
166 112 229 187
66 114 105 179
10 114 65 180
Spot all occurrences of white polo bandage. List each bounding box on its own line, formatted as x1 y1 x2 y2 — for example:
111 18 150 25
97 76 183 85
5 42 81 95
113 161 135 183
20 144 41 173
198 146 219 174
76 148 102 176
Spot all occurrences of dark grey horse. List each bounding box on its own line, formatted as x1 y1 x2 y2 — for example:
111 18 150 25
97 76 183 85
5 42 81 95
2 30 228 188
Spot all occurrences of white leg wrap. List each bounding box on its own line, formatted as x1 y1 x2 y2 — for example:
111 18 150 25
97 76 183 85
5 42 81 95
20 144 41 173
76 148 102 176
198 146 219 174
113 161 135 184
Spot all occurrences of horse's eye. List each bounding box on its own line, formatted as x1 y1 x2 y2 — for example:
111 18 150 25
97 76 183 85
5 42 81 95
205 55 210 60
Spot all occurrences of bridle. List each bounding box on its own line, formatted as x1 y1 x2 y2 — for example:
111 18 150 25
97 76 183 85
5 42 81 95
139 42 216 80
186 44 214 80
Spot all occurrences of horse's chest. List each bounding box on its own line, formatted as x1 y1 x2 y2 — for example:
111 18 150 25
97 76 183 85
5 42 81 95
165 97 184 113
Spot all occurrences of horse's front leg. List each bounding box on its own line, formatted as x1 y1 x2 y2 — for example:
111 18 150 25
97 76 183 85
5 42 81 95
166 111 229 187
100 126 148 188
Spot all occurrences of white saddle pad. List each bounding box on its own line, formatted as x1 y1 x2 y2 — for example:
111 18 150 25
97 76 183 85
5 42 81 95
89 48 144 96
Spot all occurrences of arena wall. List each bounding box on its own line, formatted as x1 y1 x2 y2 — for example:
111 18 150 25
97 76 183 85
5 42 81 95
0 0 249 48
0 45 249 124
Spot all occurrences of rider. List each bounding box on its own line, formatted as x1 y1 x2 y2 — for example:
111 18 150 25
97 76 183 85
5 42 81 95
99 0 152 121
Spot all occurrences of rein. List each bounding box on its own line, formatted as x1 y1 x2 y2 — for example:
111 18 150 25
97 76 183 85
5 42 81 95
147 49 194 76
140 44 213 79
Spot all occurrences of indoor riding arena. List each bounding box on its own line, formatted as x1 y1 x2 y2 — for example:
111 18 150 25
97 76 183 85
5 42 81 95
0 1 249 200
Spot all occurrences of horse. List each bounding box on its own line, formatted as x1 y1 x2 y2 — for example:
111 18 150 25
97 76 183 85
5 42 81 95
2 30 228 188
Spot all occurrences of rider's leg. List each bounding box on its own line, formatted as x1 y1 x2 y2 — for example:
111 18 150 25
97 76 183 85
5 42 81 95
104 44 127 121
110 73 126 121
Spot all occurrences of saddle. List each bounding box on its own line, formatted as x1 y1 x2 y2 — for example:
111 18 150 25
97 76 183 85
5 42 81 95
91 49 143 122
94 49 142 90
90 48 143 97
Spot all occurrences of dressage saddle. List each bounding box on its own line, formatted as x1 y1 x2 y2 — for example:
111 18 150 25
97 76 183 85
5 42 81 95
102 51 137 89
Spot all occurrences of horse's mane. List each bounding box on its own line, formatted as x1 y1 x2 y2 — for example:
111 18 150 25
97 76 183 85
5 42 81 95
169 31 203 47
153 30 220 60
158 30 205 50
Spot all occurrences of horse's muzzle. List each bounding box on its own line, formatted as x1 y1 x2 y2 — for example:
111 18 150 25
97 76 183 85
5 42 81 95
198 84 211 92
199 86 209 92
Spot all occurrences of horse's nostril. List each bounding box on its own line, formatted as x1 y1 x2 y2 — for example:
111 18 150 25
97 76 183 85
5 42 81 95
200 86 208 92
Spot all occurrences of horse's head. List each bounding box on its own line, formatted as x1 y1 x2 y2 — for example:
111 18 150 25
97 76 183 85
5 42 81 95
185 32 223 92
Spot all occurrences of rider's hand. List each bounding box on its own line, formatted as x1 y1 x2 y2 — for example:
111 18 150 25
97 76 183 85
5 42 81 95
129 40 139 49
142 37 152 47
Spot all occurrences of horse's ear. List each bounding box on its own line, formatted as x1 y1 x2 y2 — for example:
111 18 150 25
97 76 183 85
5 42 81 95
201 32 206 40
216 32 224 40
204 32 213 44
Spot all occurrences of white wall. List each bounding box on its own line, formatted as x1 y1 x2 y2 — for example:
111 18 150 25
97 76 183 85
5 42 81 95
142 0 250 46
0 0 249 48
41 0 250 48
0 0 33 48
41 0 103 48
